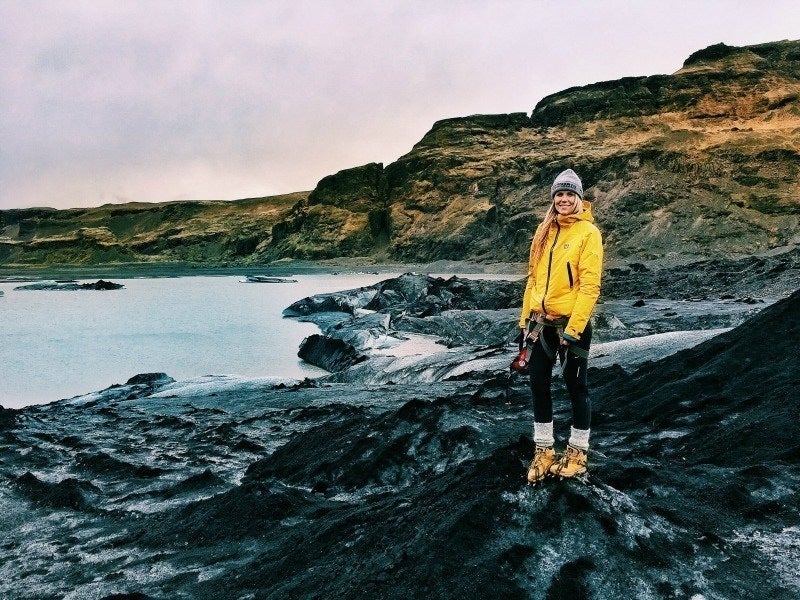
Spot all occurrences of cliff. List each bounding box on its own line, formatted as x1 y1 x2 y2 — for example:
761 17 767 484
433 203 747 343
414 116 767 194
378 40 800 262
2 40 799 267
0 193 306 266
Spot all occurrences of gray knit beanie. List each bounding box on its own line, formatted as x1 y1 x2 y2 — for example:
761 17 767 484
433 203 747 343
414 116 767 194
550 169 583 199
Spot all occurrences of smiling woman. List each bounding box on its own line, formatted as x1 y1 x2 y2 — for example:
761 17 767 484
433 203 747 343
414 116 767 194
518 168 603 483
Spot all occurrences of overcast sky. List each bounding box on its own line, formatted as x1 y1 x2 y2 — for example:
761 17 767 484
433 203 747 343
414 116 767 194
1 1 798 210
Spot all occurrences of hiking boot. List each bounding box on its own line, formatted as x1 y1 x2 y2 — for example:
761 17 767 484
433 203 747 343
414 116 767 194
550 444 587 478
527 445 557 484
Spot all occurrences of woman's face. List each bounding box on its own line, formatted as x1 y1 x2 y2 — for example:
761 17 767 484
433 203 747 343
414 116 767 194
553 190 578 215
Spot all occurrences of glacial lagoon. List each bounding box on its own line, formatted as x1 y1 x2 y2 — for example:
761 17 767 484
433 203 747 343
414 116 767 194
1 273 400 408
1 272 522 409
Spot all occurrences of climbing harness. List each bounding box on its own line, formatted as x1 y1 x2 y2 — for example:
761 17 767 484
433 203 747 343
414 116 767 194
506 312 590 401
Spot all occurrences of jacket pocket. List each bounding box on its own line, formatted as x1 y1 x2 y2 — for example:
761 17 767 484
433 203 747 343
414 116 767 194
566 263 574 289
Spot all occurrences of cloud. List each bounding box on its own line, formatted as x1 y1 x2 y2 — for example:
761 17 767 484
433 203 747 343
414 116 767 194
1 1 799 209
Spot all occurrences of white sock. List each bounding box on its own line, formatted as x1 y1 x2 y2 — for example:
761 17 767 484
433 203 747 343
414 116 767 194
533 421 555 447
569 426 590 451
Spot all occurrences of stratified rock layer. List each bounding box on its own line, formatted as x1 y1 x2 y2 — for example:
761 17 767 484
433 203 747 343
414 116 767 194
3 40 800 267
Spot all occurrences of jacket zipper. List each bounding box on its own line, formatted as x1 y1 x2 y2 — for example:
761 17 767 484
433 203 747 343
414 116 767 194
567 263 574 289
541 221 561 313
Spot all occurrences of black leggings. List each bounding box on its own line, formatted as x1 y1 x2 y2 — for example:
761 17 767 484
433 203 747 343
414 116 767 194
528 322 592 430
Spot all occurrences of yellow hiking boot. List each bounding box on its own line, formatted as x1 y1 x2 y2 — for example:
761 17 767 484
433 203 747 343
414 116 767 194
527 445 557 484
550 444 587 478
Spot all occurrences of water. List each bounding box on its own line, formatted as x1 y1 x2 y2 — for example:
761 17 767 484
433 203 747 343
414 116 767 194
1 273 404 408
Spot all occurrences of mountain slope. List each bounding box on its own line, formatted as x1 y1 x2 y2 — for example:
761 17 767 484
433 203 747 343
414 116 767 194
0 193 306 266
2 40 799 266
372 40 800 261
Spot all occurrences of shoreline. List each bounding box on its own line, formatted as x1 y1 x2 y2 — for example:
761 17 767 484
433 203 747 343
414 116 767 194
2 243 797 281
0 258 529 280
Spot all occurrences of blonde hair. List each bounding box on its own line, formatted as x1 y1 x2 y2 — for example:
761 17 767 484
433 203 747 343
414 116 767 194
530 196 584 271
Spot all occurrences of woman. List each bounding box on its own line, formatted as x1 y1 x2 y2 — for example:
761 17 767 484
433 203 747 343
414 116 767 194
519 169 603 483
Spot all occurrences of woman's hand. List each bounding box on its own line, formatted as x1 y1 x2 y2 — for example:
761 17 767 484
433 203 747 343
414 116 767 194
561 332 579 346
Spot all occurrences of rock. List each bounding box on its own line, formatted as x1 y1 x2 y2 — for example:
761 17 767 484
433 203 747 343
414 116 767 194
83 279 124 290
288 275 525 372
602 248 800 300
297 334 366 372
288 273 524 320
591 311 628 332
283 287 377 316
125 373 175 387
0 405 16 430
14 280 124 291
392 308 519 346
12 472 100 511
326 312 404 352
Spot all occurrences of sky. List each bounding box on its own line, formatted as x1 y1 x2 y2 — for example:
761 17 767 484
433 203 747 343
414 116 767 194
1 1 799 210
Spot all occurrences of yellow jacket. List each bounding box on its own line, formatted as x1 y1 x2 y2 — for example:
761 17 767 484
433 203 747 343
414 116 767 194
519 202 603 339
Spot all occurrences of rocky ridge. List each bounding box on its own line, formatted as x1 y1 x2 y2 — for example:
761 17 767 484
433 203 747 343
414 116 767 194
0 193 306 267
2 40 800 268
